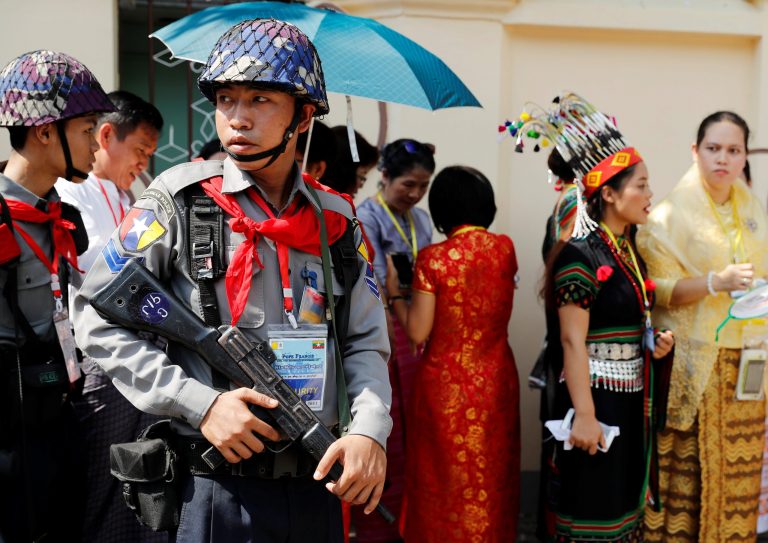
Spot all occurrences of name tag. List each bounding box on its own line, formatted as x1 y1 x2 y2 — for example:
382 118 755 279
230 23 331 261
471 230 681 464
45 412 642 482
738 321 768 401
268 324 328 411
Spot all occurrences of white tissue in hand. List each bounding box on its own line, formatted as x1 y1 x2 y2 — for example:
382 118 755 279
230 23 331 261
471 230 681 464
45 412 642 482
545 408 620 453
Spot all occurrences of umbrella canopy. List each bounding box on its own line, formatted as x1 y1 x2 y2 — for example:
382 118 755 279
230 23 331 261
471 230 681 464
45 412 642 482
150 1 481 111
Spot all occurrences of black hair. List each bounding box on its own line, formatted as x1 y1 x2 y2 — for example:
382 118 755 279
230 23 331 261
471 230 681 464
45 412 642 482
100 90 164 140
296 120 337 167
322 126 379 194
8 126 30 151
695 111 750 152
744 159 752 186
378 138 436 180
547 148 575 182
428 166 496 234
196 139 224 160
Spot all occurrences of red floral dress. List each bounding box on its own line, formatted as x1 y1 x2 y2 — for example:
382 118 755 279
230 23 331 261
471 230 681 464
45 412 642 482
403 228 521 543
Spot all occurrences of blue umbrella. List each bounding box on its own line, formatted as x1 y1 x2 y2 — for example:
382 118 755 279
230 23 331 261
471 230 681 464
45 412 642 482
150 1 481 111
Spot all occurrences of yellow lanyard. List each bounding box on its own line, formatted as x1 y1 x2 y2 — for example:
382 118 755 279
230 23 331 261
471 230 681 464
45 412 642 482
705 188 746 263
449 225 486 238
376 191 417 260
600 222 649 312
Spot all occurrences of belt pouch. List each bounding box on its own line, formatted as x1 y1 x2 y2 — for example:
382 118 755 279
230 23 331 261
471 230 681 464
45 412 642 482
15 359 68 427
109 419 180 531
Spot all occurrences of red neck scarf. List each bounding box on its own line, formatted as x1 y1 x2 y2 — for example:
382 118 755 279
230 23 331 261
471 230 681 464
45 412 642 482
5 198 81 281
199 173 348 325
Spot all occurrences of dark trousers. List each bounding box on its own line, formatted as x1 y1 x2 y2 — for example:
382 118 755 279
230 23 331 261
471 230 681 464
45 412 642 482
72 359 166 543
0 389 85 543
173 474 344 543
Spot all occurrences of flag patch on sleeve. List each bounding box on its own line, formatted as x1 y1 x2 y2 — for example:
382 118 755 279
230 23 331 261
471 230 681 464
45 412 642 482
119 207 167 252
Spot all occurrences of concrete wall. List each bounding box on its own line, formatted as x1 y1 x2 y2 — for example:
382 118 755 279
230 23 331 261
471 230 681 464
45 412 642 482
331 0 767 472
0 0 119 158
2 0 766 474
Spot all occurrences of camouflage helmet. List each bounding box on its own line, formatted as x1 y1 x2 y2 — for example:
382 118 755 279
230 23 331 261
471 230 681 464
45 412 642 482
0 50 115 127
198 18 329 116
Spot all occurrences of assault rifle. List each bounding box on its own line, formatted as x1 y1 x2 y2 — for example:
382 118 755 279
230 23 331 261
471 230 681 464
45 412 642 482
90 258 394 523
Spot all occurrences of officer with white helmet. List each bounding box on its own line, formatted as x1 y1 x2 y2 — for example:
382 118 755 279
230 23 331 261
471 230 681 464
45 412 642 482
74 19 392 542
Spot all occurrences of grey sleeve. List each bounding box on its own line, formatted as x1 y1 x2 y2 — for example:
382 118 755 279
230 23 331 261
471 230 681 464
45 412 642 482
72 179 220 429
342 225 393 448
355 205 387 286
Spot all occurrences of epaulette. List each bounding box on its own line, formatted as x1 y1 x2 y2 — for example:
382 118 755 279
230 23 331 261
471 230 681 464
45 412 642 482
155 160 225 197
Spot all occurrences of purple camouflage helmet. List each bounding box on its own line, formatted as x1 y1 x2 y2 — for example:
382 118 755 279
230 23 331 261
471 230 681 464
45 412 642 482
0 50 115 127
198 18 329 116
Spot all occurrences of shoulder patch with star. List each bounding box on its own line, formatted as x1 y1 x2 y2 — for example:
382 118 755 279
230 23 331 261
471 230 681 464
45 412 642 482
119 207 167 253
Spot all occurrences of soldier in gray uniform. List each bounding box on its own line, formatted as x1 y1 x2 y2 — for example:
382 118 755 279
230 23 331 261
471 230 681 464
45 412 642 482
0 51 115 542
73 19 392 543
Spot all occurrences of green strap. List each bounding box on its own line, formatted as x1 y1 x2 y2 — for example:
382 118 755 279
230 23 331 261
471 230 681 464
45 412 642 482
715 315 731 342
305 183 352 435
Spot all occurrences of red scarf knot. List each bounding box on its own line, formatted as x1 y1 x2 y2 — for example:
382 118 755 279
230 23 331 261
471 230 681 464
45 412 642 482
5 197 81 274
200 174 350 325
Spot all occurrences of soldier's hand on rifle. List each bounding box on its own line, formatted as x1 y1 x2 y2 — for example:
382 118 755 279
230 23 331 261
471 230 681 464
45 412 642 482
314 434 387 515
199 388 281 463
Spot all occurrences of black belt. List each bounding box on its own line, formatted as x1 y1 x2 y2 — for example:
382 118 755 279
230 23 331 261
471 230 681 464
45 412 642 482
176 437 315 479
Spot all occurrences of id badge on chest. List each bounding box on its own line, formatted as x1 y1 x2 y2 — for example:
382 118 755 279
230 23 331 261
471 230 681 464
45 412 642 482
737 320 768 401
268 323 328 411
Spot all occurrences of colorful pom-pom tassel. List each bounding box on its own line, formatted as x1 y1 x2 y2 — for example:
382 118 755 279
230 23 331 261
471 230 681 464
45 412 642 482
541 138 550 147
534 144 540 152
520 112 531 122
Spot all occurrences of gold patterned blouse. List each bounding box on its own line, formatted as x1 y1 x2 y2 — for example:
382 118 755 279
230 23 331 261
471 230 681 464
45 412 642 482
636 163 768 430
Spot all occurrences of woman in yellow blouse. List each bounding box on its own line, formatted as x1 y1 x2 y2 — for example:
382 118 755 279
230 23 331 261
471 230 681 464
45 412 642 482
637 111 768 542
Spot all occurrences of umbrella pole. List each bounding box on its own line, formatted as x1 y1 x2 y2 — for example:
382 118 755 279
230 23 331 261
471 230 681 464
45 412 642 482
346 96 360 163
301 117 315 174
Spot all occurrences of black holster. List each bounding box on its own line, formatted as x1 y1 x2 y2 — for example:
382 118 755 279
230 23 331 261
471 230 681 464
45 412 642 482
109 419 181 532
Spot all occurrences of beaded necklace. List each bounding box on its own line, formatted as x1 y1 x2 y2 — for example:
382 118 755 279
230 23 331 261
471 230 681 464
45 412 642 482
597 224 654 351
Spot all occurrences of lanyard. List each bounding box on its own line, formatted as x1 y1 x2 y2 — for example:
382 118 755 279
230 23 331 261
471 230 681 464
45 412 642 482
599 222 651 326
246 189 301 328
705 188 746 263
6 201 71 311
13 223 63 309
376 191 417 260
449 225 485 238
95 175 125 227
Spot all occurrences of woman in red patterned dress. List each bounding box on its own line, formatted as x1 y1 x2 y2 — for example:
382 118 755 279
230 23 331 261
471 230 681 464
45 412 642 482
386 166 520 543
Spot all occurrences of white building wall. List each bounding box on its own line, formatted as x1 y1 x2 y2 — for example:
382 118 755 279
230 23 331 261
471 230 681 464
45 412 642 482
0 0 119 158
333 0 767 472
1 0 766 474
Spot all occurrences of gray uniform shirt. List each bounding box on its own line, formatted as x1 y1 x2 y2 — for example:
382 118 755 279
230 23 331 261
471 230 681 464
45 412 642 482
0 173 60 345
73 158 392 446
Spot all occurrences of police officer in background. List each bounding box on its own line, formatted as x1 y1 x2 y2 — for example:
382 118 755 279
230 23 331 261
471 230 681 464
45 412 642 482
74 19 392 543
0 50 115 541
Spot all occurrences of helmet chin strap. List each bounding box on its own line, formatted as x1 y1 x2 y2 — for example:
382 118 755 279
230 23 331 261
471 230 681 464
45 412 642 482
56 122 89 181
223 104 303 170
